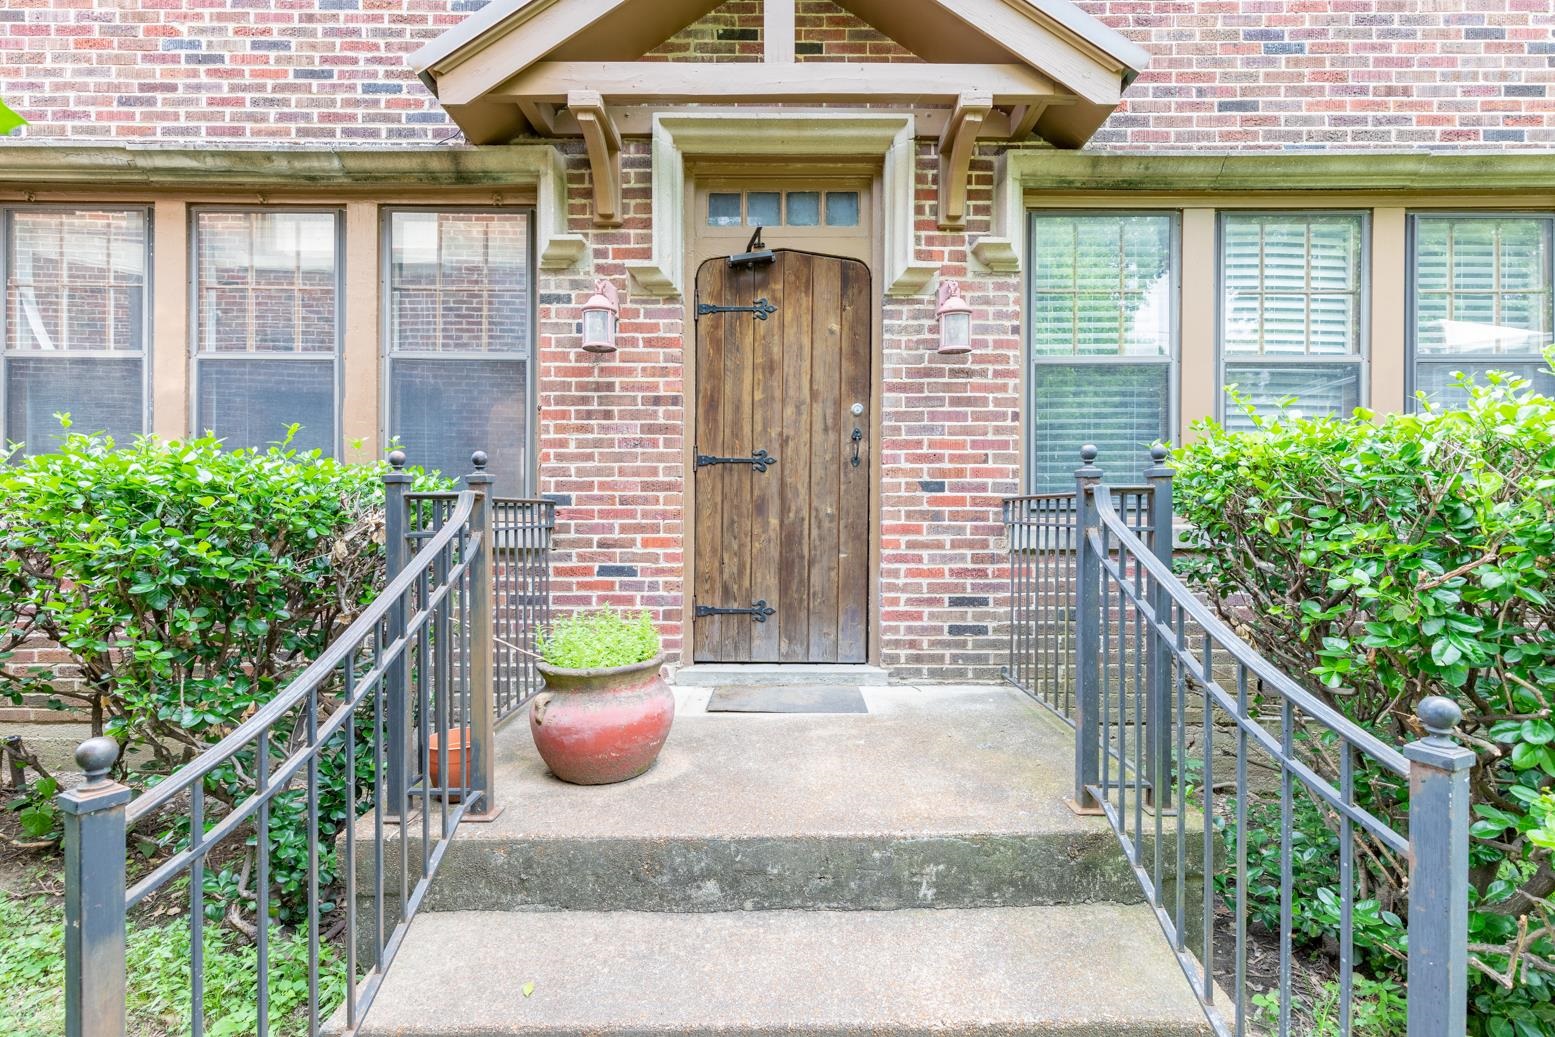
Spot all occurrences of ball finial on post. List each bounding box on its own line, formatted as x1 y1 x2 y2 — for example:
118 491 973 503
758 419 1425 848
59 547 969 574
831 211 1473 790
387 449 407 470
1080 443 1099 465
470 450 489 472
1150 442 1169 465
75 736 120 788
1416 696 1463 743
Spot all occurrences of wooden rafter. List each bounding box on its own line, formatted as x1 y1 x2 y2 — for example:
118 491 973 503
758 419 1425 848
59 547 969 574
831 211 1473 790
567 89 622 226
1007 101 1048 141
765 0 794 63
937 91 992 230
494 62 1060 105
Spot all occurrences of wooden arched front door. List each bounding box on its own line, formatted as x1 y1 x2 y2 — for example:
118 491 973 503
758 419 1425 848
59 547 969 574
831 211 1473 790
692 249 871 664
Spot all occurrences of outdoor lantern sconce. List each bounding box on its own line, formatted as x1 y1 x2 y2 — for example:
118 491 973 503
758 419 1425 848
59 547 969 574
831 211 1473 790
581 279 620 354
935 278 973 355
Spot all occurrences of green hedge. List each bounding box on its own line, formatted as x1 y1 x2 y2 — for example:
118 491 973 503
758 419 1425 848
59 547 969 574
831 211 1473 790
1174 367 1555 1035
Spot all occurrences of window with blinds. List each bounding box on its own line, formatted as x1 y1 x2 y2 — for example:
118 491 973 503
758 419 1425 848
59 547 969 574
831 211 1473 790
1410 214 1555 408
2 207 150 455
1028 212 1176 491
385 209 533 496
192 209 341 456
1219 212 1367 431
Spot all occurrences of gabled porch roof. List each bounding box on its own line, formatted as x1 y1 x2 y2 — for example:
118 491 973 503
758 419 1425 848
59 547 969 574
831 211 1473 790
409 0 1150 149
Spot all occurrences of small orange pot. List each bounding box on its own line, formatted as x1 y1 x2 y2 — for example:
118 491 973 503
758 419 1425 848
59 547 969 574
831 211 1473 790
426 729 470 800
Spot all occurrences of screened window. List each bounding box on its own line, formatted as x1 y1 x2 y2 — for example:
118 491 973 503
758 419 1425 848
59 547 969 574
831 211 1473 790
193 209 340 455
2 208 149 456
1411 214 1555 407
1028 212 1175 491
386 210 532 495
1218 213 1367 431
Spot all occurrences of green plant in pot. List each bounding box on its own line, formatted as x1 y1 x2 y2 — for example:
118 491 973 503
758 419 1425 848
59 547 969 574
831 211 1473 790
530 609 672 785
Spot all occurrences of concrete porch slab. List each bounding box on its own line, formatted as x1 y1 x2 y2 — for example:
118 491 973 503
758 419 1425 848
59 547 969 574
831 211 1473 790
379 686 1147 912
356 904 1214 1037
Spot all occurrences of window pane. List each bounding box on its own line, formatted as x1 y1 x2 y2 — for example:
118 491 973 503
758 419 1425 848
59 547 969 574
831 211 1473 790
387 211 531 355
390 358 529 496
196 358 334 455
786 192 820 227
747 192 781 227
1416 361 1555 410
1219 213 1364 358
708 194 742 227
195 211 338 354
6 209 146 353
825 192 860 227
5 356 142 455
1222 361 1362 432
1030 362 1170 492
1028 214 1173 358
1413 216 1552 359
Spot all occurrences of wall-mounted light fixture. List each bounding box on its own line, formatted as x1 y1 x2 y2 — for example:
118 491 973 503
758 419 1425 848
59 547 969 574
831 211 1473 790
581 279 620 354
935 278 972 355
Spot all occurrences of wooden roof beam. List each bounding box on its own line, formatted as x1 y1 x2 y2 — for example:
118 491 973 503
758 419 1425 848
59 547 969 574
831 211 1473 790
765 0 794 63
937 91 992 230
567 89 622 227
493 62 1061 105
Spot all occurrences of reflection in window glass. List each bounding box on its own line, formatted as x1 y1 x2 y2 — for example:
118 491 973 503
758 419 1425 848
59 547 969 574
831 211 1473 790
387 210 534 496
746 192 781 227
3 207 149 454
825 192 860 227
1411 215 1554 409
1219 213 1366 428
193 210 340 454
1028 213 1176 492
786 192 821 227
708 194 742 227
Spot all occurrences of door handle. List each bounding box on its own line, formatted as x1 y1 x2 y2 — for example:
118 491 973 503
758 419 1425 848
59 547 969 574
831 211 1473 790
850 427 862 468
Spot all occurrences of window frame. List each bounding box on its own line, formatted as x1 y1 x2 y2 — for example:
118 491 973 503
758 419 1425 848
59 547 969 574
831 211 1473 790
1213 208 1371 426
0 203 155 452
187 204 346 457
1405 210 1555 411
378 205 538 497
1024 208 1181 492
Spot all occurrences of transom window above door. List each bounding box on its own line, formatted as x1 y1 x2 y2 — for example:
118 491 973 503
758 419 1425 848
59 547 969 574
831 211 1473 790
706 190 860 229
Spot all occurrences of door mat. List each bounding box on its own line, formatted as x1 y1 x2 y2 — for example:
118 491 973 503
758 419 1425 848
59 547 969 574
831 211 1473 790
706 685 869 714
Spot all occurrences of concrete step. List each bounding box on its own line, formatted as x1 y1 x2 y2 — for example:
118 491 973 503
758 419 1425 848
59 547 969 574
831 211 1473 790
355 905 1212 1037
367 688 1145 913
670 663 891 687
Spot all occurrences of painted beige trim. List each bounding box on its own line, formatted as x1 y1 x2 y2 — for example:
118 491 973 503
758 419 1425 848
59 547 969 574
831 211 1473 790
924 0 1127 104
627 113 936 298
1178 208 1217 442
342 201 380 463
1370 207 1408 416
492 62 1063 105
542 105 1025 141
0 144 586 274
937 92 993 230
568 90 623 227
150 201 188 440
765 0 795 64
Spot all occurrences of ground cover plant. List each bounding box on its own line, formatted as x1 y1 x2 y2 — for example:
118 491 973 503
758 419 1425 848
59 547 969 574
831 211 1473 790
1174 362 1555 1035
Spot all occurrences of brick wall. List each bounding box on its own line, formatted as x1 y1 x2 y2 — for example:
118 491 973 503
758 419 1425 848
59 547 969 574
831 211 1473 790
645 0 919 63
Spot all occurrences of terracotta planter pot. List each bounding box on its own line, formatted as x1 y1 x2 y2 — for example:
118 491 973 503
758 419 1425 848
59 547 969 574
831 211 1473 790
427 729 469 801
530 654 673 785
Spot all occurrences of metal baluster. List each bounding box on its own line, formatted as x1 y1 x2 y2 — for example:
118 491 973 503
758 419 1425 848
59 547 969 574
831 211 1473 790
343 662 358 1034
1339 742 1354 1037
1279 695 1294 1036
257 728 271 1037
1072 446 1103 812
307 682 321 1036
191 782 205 1037
1234 666 1249 1037
1200 636 1214 1005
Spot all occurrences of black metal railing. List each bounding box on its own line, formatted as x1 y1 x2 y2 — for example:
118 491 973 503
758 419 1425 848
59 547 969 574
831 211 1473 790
396 477 553 724
1002 487 1150 725
1004 444 1474 1037
58 454 507 1037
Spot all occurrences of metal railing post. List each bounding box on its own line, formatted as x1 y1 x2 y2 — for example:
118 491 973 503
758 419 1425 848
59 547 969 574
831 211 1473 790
382 450 414 818
1071 444 1104 814
58 737 130 1037
1404 696 1473 1037
1143 443 1174 810
464 451 498 818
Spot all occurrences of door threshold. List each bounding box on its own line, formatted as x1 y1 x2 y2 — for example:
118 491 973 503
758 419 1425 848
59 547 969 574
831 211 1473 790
672 663 891 687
